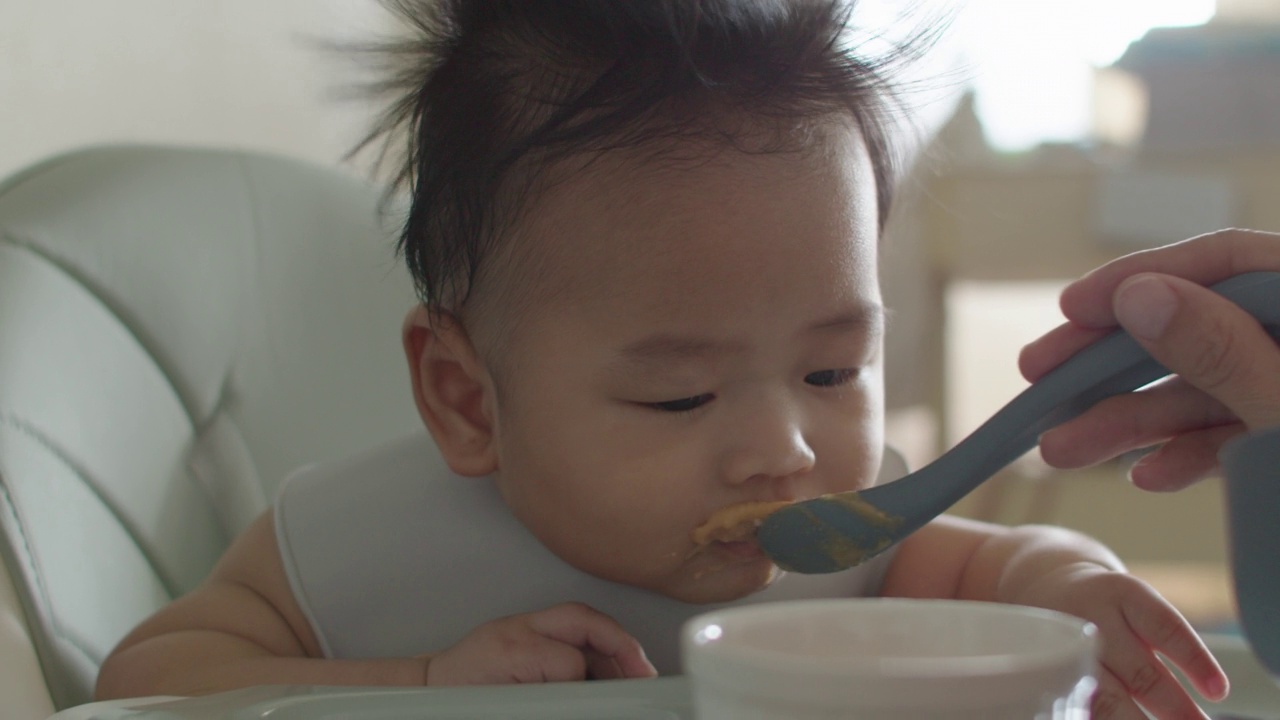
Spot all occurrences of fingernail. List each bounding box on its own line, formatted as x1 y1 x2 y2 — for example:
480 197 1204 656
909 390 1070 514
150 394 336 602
1114 276 1177 341
1127 454 1151 487
1206 674 1228 699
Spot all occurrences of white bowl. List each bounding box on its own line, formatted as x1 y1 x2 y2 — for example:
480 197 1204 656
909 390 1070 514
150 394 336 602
682 598 1097 720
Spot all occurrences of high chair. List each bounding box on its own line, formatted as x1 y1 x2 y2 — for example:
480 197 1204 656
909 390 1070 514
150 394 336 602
0 145 420 718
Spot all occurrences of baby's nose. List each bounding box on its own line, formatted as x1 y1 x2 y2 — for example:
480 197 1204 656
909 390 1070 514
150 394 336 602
721 400 816 486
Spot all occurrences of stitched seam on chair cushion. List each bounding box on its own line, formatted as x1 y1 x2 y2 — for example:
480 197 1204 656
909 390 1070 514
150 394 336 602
0 233 198 427
0 429 100 671
0 451 56 623
0 412 180 599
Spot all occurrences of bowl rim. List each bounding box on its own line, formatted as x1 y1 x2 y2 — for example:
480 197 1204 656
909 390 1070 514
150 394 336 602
681 598 1098 680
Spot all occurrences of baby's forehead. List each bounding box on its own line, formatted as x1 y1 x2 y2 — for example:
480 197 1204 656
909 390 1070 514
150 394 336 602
479 123 879 317
523 117 872 232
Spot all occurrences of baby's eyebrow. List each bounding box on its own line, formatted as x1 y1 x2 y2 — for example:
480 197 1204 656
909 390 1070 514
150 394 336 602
614 335 746 368
610 303 885 371
809 304 886 337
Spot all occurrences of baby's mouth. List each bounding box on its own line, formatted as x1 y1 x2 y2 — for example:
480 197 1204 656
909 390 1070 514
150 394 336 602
690 499 796 547
715 539 768 560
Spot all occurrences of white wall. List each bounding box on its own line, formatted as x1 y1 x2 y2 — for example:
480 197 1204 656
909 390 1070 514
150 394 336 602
0 1 387 180
0 1 964 183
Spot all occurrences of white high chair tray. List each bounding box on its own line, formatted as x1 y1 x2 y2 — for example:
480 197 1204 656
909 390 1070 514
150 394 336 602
52 635 1280 720
58 677 692 720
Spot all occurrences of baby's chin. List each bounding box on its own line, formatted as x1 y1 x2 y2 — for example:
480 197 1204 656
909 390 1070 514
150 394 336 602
655 556 785 605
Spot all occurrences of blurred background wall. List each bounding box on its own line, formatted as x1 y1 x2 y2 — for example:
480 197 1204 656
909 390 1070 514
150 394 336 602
0 1 383 180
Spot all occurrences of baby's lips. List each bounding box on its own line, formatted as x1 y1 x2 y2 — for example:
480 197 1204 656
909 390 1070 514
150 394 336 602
690 499 795 546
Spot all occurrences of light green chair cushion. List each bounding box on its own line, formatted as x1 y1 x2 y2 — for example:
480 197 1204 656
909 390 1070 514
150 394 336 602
0 145 419 711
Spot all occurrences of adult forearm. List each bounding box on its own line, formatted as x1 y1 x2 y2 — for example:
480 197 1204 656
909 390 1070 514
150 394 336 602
95 629 427 700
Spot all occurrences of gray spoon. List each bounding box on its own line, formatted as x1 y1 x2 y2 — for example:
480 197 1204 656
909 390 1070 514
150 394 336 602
757 270 1280 575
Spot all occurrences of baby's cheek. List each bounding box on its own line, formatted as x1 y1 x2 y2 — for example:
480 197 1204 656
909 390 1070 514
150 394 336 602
819 436 881 494
593 476 691 545
534 467 683 567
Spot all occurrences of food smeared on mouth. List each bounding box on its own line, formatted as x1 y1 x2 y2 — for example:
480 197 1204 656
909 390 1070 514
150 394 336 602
692 500 795 546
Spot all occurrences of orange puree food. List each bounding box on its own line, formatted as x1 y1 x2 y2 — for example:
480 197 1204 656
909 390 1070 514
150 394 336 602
691 500 794 545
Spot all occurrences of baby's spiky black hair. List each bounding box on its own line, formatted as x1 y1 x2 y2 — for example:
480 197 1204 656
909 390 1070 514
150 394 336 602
352 0 927 312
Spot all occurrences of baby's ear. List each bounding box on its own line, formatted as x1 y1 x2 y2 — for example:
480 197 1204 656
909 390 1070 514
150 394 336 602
402 305 498 476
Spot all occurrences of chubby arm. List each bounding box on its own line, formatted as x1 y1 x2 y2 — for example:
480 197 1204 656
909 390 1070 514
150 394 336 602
96 511 655 699
880 515 1124 601
880 517 1228 720
95 510 428 699
880 512 1131 602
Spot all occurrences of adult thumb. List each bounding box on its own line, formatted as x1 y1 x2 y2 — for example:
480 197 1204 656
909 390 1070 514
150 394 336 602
1112 273 1280 431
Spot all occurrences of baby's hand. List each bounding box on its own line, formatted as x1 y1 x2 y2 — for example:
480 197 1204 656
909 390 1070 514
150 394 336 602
424 602 657 685
1010 563 1229 720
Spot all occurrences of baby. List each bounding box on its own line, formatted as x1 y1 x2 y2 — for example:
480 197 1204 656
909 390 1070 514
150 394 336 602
97 2 1229 718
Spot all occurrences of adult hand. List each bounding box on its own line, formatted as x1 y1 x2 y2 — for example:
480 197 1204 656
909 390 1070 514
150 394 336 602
424 602 657 685
1019 229 1280 490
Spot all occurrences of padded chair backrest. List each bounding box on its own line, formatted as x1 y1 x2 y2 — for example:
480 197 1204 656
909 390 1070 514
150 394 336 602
0 145 420 708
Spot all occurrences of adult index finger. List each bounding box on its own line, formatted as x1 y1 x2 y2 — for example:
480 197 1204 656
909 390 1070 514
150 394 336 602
1019 321 1111 383
1058 229 1280 330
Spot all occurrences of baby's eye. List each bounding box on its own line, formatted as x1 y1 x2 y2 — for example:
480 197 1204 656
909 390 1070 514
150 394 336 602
805 368 859 387
647 394 715 413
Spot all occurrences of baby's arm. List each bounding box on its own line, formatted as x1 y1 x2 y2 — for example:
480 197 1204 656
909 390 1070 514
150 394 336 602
96 511 655 699
95 511 428 698
881 517 1228 720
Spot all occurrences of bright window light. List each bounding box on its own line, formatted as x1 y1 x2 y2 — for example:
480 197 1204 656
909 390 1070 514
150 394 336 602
956 0 1217 151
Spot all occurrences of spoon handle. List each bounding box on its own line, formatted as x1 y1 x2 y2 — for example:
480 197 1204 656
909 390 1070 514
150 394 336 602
892 271 1280 520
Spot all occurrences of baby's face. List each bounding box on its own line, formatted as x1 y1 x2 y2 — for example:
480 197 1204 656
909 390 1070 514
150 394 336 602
486 122 883 604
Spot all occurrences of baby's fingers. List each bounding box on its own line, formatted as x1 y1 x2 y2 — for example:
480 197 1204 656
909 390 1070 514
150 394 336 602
1123 590 1229 702
1092 666 1166 720
528 602 656 679
1095 629 1210 720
